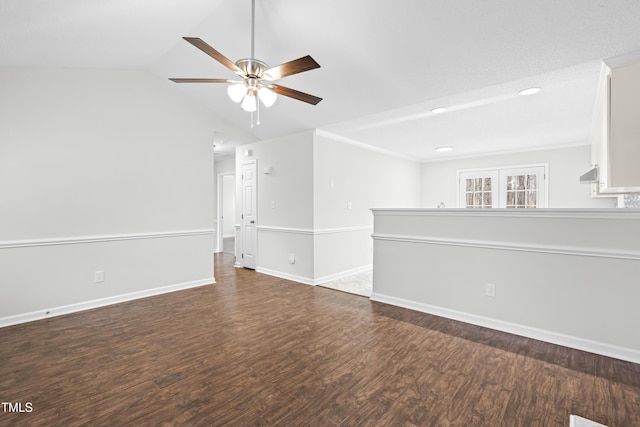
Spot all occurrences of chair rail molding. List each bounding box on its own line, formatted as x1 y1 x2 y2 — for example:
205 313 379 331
372 233 640 261
257 225 372 235
0 229 215 250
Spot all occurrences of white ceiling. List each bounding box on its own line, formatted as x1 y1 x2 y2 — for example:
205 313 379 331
3 0 640 161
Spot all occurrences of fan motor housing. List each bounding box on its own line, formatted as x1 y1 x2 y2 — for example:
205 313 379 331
236 58 269 79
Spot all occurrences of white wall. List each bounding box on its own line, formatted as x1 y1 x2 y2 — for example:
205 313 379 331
0 68 237 324
234 130 422 284
371 208 640 364
421 145 615 208
313 131 421 280
236 131 315 281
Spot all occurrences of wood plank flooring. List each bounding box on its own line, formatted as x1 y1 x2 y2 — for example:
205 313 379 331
1 253 639 426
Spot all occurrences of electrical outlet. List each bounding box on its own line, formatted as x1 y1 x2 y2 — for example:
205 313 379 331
486 283 496 298
94 270 105 283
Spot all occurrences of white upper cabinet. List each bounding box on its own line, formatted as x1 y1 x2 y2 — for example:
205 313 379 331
592 53 640 194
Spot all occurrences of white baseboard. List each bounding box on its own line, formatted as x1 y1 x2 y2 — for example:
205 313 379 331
256 267 315 285
0 278 215 328
313 264 372 285
370 292 640 365
256 265 372 287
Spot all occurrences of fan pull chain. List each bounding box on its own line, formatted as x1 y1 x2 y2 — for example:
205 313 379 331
257 95 261 125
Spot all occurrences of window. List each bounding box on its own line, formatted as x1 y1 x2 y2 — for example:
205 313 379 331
504 172 538 208
458 164 547 208
460 170 498 208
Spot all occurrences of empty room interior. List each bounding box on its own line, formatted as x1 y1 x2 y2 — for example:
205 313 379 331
2 1 640 425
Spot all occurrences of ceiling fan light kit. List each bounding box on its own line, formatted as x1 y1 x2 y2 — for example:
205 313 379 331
169 0 322 126
241 92 257 112
258 86 277 107
227 83 246 103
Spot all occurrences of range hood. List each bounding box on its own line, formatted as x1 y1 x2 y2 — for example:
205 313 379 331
579 166 599 184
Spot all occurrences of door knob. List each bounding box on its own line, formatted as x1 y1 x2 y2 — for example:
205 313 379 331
250 220 255 224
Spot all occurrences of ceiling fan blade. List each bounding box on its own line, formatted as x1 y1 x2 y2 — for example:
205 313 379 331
169 78 234 83
264 55 320 81
269 84 322 105
183 37 242 74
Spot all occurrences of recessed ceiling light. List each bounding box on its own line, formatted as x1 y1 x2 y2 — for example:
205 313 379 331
518 87 541 96
435 145 454 152
431 107 447 114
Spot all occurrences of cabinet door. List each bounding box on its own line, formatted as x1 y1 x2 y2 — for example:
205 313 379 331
608 61 640 191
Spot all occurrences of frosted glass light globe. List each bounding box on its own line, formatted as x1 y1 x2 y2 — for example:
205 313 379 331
259 87 277 107
227 84 246 103
241 93 257 112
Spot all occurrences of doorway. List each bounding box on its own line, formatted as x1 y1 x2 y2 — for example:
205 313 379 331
217 172 236 256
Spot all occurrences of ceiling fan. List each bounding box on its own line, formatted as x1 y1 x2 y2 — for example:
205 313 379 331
169 0 322 120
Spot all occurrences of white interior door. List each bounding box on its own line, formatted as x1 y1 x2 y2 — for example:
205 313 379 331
241 160 257 269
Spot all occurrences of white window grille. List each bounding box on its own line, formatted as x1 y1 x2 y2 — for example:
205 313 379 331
458 164 548 208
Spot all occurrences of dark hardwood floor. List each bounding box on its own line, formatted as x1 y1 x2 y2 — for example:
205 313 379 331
1 253 639 426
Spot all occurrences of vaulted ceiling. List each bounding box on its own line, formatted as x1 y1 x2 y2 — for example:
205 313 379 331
3 0 640 160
